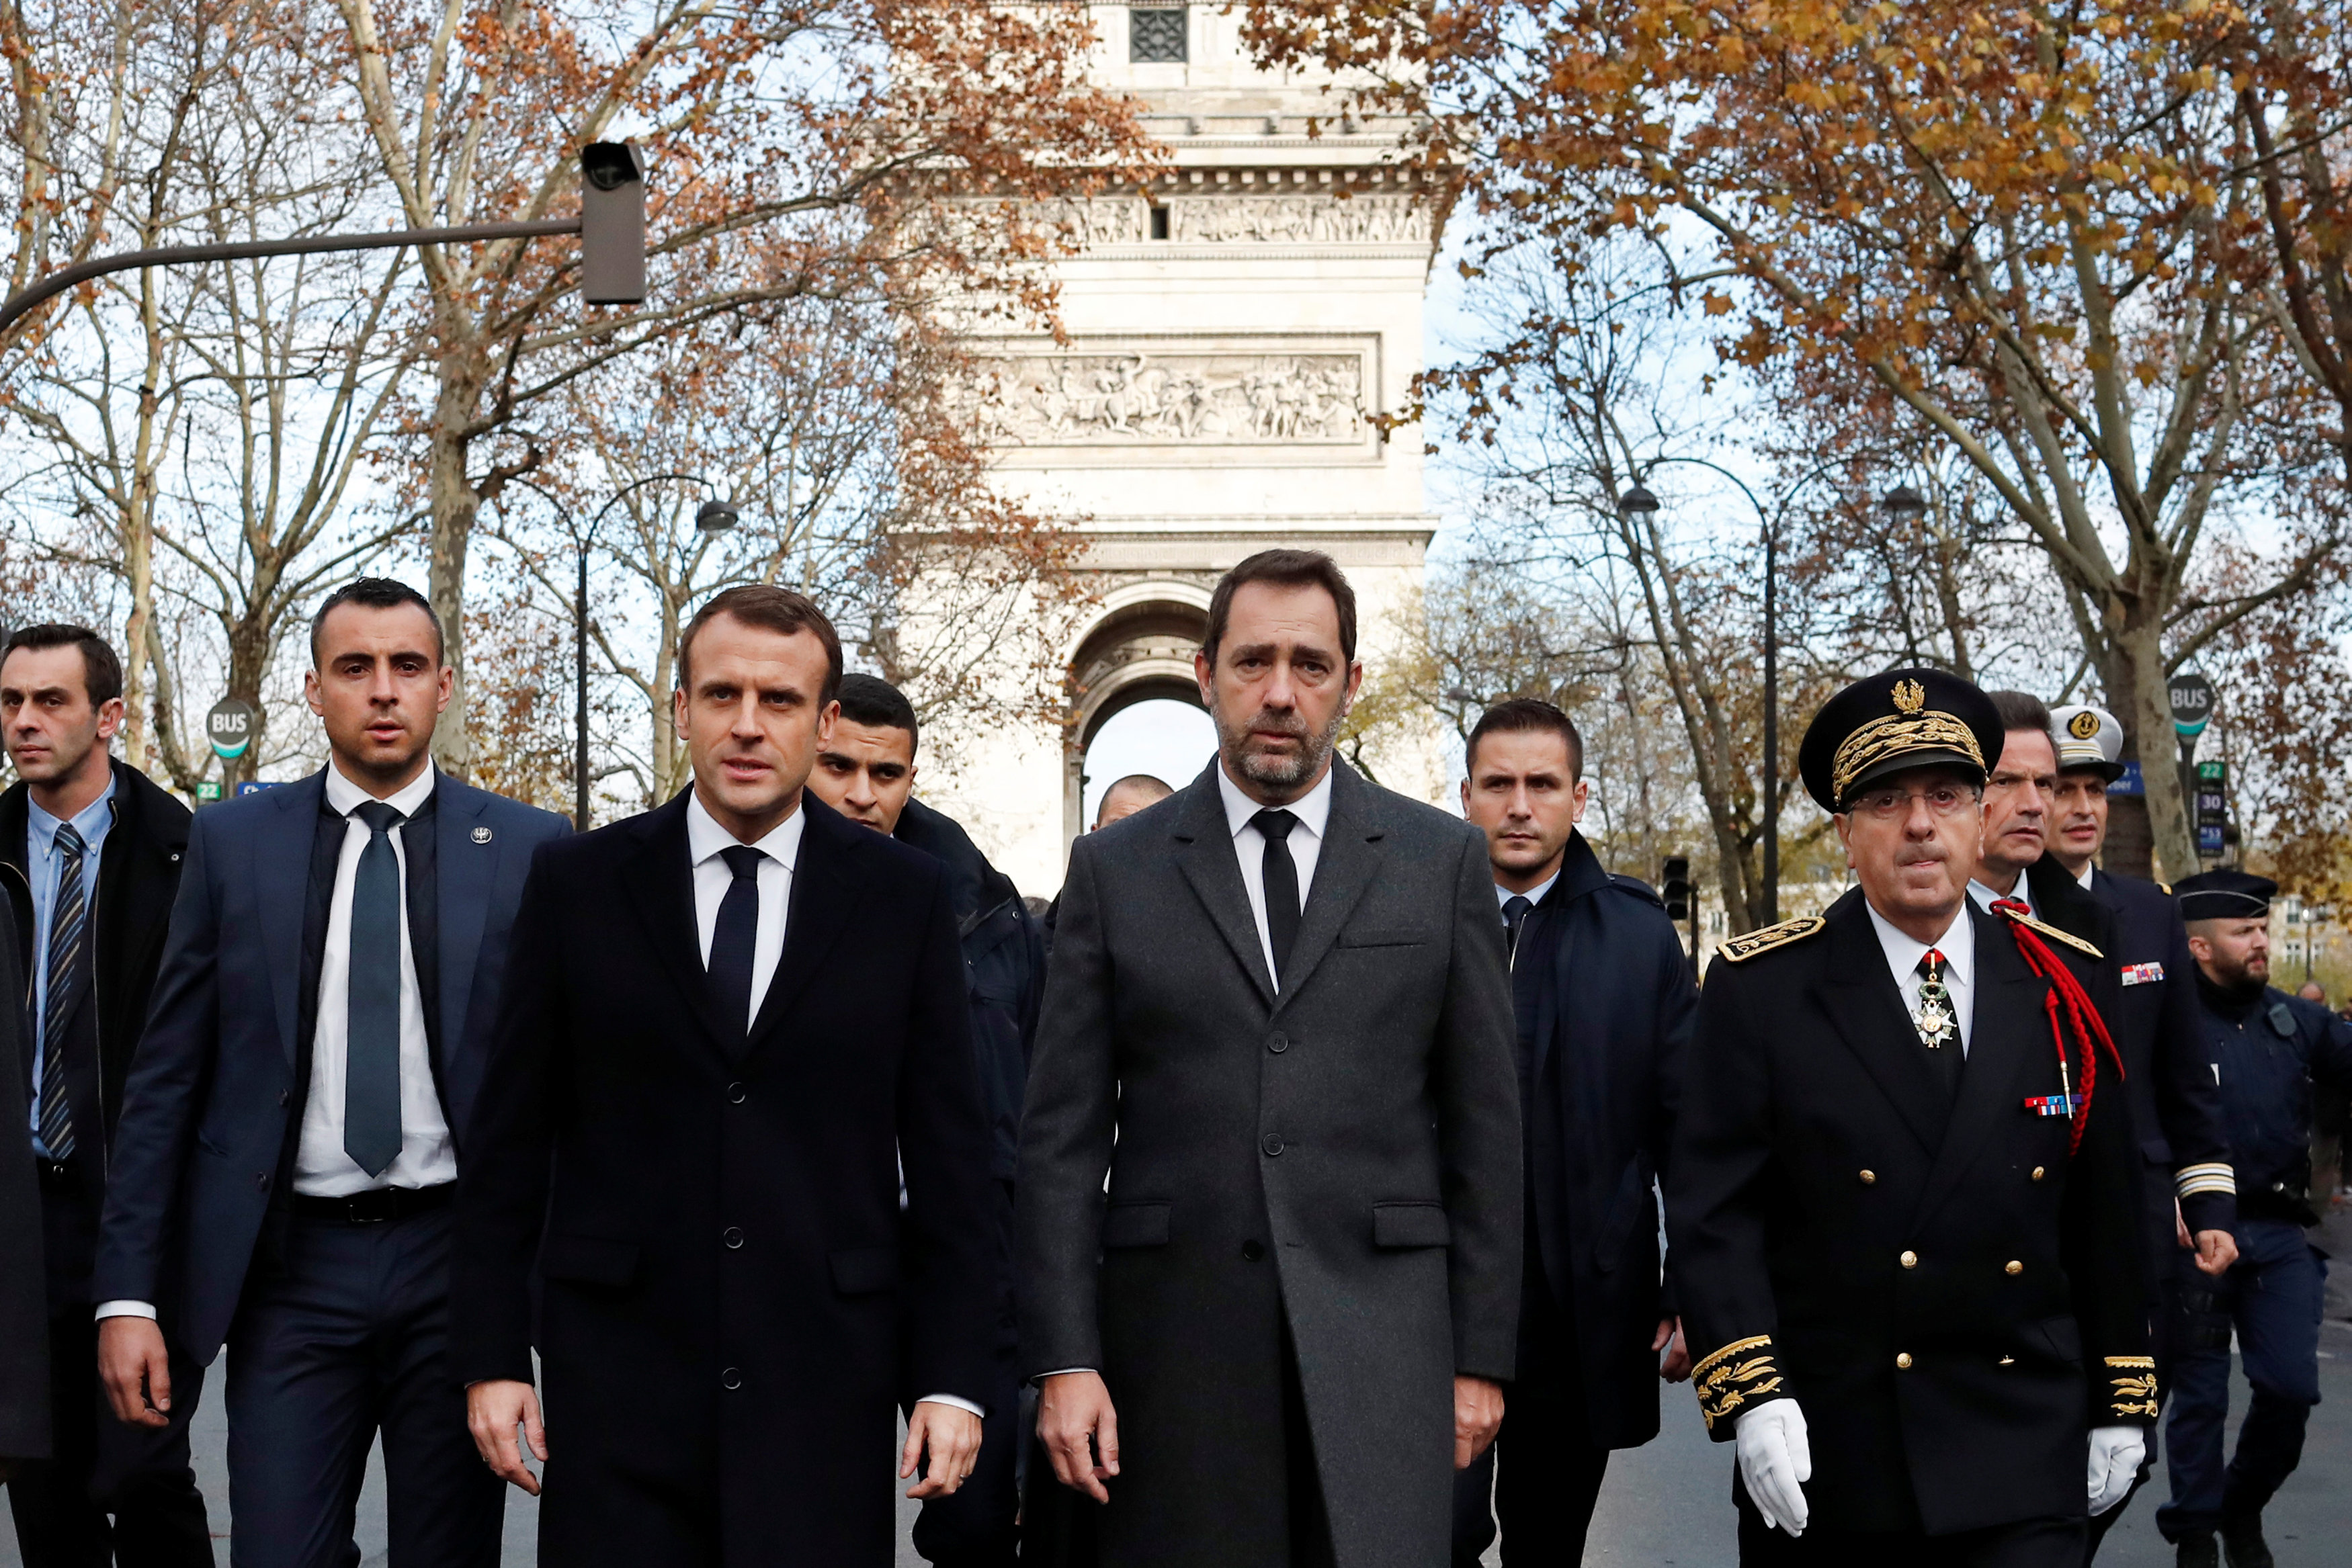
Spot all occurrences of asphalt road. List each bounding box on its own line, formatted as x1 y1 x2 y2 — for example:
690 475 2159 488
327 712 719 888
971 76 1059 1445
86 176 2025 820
9 1211 2349 1566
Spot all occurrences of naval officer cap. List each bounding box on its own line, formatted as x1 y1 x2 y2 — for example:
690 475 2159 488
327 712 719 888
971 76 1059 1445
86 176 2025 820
2048 703 2128 781
2174 869 2277 922
1798 666 2005 814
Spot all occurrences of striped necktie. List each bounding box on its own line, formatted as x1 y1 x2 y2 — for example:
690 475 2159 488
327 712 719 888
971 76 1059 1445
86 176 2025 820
37 822 87 1160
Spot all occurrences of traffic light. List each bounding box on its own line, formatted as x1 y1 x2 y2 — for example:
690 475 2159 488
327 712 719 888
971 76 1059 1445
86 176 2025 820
579 141 646 306
1661 856 1691 921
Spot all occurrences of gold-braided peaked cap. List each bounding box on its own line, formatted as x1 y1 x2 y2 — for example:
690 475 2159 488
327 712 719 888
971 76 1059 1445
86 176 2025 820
1798 666 2006 814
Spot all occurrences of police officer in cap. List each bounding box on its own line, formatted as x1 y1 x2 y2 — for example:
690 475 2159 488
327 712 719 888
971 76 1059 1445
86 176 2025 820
2040 704 2237 1562
1667 668 2154 1566
2154 871 2352 1568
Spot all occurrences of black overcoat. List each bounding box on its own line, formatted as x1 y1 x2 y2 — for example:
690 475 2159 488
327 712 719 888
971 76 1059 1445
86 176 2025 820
451 789 1001 1567
1513 832 1693 1448
0 886 46 1460
1666 890 2151 1536
1017 760 1522 1568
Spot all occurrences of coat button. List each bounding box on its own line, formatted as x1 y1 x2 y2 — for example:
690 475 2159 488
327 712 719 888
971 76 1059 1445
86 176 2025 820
2031 1166 2046 1182
279 1090 290 1106
2005 1260 2023 1275
1268 1033 1289 1054
1896 1352 1913 1369
1261 1135 1284 1157
723 1227 745 1250
720 1367 743 1390
255 1172 271 1190
1241 1239 1266 1262
726 1082 747 1104
1899 1250 1917 1269
1859 1169 1876 1185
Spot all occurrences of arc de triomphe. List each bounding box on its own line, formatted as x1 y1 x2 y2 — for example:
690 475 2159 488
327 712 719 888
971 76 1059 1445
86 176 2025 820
926 3 1445 895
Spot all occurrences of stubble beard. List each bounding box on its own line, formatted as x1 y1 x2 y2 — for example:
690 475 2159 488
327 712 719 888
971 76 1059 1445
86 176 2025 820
1220 701 1346 799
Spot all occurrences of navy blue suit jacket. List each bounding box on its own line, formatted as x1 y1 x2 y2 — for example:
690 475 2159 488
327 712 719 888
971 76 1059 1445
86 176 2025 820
94 768 568 1360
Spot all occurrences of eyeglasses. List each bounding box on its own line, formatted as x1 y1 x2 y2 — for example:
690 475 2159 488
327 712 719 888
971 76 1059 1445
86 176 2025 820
1846 783 1980 821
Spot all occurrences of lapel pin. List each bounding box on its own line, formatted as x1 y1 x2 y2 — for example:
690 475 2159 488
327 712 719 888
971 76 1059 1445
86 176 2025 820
471 825 493 844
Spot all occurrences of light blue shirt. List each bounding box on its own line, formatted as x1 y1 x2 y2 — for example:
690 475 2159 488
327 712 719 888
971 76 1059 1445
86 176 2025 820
28 773 116 1156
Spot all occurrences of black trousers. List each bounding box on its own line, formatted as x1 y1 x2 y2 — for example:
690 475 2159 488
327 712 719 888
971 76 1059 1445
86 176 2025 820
907 1179 1021 1568
6 1308 214 1568
1735 1480 2085 1568
223 1203 502 1568
1452 1264 1612 1567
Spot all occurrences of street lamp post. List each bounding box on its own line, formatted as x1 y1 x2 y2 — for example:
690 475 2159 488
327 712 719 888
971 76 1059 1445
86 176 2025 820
505 474 739 831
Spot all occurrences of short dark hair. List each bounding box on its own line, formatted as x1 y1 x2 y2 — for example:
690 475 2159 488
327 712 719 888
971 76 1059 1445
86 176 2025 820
1 623 122 706
835 672 917 753
311 578 444 666
1987 689 2053 736
677 584 843 705
1202 549 1357 668
1467 699 1585 779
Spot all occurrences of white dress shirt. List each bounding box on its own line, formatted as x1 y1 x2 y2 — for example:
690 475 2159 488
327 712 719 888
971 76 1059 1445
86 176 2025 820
296 763 453 1196
682 791 980 1420
1495 869 1561 910
1217 764 1334 990
2075 861 2096 890
1966 872 2037 920
1866 901 1976 1055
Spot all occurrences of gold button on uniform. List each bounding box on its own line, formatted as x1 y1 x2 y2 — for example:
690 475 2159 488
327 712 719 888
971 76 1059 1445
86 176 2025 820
1899 1250 1917 1268
1859 1169 1876 1184
2005 1260 2023 1275
1896 1352 1913 1369
2031 1166 2046 1182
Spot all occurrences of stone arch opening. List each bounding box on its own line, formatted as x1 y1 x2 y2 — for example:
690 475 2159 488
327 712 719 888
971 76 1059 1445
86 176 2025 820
1064 589 1212 840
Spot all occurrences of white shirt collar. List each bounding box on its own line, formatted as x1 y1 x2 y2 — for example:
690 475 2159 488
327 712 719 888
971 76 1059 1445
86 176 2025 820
28 769 117 850
1498 868 1560 908
324 759 435 820
1217 762 1334 844
1867 899 1974 990
2075 861 2096 890
1966 871 2033 919
686 786 806 872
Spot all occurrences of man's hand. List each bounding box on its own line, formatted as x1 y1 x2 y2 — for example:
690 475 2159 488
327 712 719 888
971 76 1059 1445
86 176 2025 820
1734 1400 1811 1536
1454 1375 1504 1469
902 1401 982 1499
2191 1229 2237 1276
1654 1317 1691 1383
1038 1370 1120 1502
465 1379 547 1496
98 1317 173 1430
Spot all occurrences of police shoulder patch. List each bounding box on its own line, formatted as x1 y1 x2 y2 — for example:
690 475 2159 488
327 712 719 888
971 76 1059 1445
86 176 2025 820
2000 908 2103 961
1719 916 1825 963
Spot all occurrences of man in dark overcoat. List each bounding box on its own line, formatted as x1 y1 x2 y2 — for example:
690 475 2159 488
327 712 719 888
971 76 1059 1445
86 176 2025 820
1667 669 2155 1566
0 881 49 1476
455 585 1001 1567
1019 548 1523 1568
1449 698 1695 1565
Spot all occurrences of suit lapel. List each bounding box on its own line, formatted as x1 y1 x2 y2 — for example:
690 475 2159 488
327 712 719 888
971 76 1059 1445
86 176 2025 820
743 797 864 1058
1812 893 1949 1156
616 794 741 1061
1269 765 1388 1011
1913 904 2047 1227
1170 766 1276 1008
1529 833 1609 1087
434 781 495 1080
255 774 324 1069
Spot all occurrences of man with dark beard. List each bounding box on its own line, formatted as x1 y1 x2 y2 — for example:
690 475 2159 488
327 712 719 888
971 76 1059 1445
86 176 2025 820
2155 872 2352 1568
1019 548 1521 1568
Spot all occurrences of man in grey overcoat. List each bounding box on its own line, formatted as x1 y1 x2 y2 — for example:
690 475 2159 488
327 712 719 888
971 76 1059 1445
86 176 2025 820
1019 548 1523 1568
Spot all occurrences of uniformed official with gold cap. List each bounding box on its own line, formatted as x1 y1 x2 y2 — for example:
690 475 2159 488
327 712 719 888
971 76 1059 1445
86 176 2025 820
1665 669 2154 1566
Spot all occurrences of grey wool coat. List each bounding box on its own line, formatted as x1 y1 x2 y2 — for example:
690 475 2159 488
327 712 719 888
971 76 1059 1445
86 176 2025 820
1017 759 1523 1568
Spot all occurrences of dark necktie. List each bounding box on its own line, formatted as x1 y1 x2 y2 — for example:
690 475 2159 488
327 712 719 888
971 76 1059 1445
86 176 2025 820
37 822 87 1160
1502 894 1534 961
1913 947 1964 1101
707 845 765 1034
344 800 406 1178
1253 809 1302 991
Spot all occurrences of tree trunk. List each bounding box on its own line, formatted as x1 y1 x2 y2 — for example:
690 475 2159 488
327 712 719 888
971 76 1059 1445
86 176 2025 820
427 358 483 777
2107 620 2198 881
119 267 169 769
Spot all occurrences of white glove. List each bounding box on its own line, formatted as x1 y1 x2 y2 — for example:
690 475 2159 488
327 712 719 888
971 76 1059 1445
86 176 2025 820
2087 1425 2145 1515
1734 1399 1812 1536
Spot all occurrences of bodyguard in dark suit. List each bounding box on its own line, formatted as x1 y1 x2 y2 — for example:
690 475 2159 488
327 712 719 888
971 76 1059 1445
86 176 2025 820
1021 550 1522 1568
1 625 211 1566
455 585 999 1567
0 865 50 1477
1667 670 2154 1567
95 579 567 1568
1450 699 1694 1567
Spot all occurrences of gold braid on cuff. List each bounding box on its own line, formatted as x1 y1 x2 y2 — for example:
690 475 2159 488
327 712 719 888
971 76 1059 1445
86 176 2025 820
1831 712 1986 805
2105 1356 2159 1420
1692 1335 1782 1433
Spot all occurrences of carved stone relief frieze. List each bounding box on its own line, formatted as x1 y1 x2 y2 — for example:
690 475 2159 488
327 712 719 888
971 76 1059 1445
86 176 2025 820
1028 198 1149 248
1166 194 1431 245
955 351 1368 445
